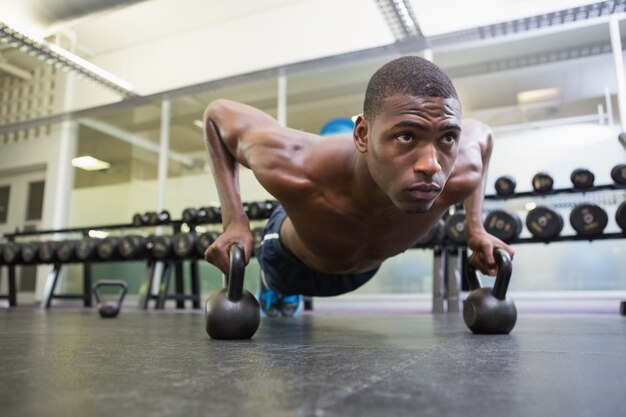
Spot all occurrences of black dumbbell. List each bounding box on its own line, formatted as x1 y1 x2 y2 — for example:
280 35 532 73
2 242 21 265
569 203 608 236
445 212 467 244
20 242 39 264
4 242 38 265
616 201 626 232
56 240 78 263
182 208 199 224
118 235 148 260
494 176 516 197
145 210 171 226
570 168 595 190
205 245 260 339
172 233 197 259
251 227 264 250
196 207 210 224
484 210 523 243
532 172 554 194
525 206 564 240
248 201 276 220
93 280 128 318
205 206 222 223
463 248 516 334
96 237 121 261
75 239 100 262
37 241 59 264
132 212 149 226
147 235 173 260
611 164 626 186
195 231 221 257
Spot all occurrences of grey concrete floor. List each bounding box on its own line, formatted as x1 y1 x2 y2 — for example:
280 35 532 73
0 309 625 417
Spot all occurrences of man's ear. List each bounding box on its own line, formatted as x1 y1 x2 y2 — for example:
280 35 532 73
353 115 368 153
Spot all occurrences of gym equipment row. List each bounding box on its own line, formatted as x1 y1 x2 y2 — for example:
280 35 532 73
442 201 626 246
0 224 266 308
3 198 623 267
180 200 277 225
129 200 277 227
489 164 626 199
1 192 624 310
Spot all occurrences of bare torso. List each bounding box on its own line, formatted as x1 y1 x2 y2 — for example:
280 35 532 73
274 121 486 274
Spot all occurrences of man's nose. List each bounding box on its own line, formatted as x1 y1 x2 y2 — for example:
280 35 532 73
413 145 441 178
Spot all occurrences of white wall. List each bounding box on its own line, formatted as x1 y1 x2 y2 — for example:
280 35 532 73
0 127 66 301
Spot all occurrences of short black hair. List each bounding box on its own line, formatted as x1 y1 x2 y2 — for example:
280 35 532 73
363 56 459 120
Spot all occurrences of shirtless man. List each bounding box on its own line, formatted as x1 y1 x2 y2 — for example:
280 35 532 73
202 56 514 317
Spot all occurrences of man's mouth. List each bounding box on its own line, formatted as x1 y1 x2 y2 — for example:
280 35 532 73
408 183 441 192
407 184 441 200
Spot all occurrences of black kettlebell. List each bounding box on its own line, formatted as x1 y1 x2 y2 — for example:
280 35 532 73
93 280 128 318
463 249 517 334
205 245 260 340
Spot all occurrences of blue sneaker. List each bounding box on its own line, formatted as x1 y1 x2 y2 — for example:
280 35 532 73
257 274 281 318
280 294 302 317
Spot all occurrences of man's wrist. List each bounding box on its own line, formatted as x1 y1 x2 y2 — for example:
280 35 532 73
465 220 486 236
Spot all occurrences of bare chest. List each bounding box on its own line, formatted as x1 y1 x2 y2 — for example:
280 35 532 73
282 200 448 273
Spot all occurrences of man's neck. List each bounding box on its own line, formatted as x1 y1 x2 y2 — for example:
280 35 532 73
349 152 400 216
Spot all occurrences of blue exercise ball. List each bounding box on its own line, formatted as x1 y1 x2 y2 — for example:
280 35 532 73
320 117 355 136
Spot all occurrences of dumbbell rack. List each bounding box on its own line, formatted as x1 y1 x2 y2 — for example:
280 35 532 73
0 220 203 310
2 188 623 313
433 181 626 314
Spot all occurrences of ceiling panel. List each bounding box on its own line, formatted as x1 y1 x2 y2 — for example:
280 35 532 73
410 0 600 36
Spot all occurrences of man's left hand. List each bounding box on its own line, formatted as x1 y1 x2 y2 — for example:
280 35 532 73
466 230 514 276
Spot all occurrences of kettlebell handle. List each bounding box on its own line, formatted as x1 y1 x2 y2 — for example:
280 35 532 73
226 244 245 302
93 280 128 304
491 249 512 300
465 248 512 301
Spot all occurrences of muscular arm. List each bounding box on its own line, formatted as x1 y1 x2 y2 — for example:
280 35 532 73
461 119 492 236
451 119 514 275
202 99 312 272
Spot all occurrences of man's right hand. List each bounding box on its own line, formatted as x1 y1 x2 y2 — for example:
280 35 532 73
204 224 255 275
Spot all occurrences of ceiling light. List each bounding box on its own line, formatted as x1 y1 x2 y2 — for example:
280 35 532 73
517 87 560 104
72 156 111 171
375 0 423 41
0 22 137 98
193 120 204 129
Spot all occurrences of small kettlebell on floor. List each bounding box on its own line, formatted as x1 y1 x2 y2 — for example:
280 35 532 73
205 245 260 340
463 248 517 334
93 280 128 318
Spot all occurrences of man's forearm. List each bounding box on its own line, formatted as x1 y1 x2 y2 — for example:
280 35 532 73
464 129 494 236
203 118 249 229
464 178 487 235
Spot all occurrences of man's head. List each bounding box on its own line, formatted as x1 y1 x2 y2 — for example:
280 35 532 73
363 56 459 121
354 56 462 213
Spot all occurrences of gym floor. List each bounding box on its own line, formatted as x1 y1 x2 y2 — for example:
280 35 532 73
1 308 625 417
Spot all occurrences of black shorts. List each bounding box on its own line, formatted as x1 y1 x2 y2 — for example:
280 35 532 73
255 206 378 297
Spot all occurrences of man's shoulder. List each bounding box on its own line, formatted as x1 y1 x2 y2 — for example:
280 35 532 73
461 119 493 146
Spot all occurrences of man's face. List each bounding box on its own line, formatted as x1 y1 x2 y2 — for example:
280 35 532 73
355 94 462 213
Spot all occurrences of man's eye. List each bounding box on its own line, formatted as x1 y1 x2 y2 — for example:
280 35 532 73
442 134 456 144
396 134 413 143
